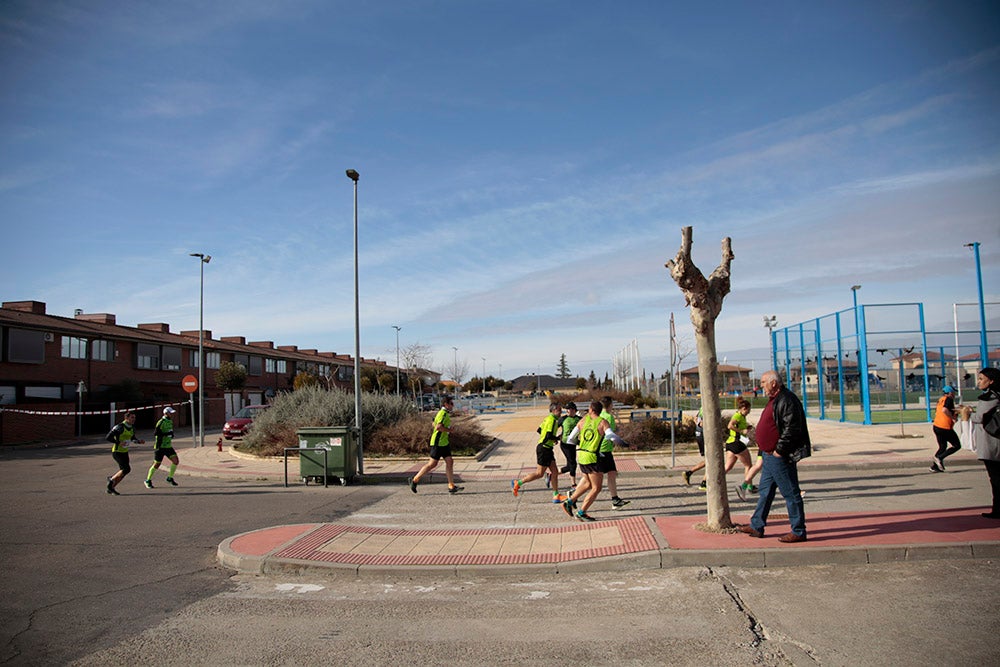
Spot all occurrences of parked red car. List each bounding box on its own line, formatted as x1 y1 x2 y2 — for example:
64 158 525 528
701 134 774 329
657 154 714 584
223 404 267 439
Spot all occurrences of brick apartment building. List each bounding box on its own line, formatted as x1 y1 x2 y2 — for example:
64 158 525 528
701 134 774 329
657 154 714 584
0 300 435 445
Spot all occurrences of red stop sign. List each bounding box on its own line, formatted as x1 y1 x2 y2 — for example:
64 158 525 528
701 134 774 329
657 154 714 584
182 375 199 393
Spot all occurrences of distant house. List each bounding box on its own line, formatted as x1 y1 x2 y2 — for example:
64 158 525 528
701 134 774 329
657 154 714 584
509 374 579 395
679 364 752 394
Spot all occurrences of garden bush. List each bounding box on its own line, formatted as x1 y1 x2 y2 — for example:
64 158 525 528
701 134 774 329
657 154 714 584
238 386 491 458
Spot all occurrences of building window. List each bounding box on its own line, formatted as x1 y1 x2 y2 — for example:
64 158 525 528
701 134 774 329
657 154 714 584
234 354 249 369
206 351 220 369
137 343 160 370
277 359 286 373
266 358 276 373
336 365 352 381
62 336 88 359
162 346 181 371
7 328 45 364
91 340 113 361
249 356 262 376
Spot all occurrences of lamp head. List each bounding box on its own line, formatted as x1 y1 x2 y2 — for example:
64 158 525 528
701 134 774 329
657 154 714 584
851 284 861 291
346 169 360 182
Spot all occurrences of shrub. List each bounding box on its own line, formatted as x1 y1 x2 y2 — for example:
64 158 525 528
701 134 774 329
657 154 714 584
618 415 697 451
239 386 416 457
237 386 491 458
367 413 492 457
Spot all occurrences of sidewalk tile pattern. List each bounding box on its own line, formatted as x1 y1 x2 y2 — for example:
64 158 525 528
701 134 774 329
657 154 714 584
271 516 659 566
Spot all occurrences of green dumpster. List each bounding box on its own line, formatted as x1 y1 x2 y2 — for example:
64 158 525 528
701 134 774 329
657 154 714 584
296 426 358 486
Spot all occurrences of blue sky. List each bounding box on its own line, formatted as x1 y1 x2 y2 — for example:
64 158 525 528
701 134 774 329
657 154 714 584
2 1 998 381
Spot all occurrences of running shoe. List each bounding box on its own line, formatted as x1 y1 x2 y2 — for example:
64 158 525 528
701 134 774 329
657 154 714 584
575 510 596 522
561 498 576 517
611 497 630 510
165 477 178 487
409 476 418 493
698 480 707 491
106 476 119 496
552 493 567 503
144 479 154 489
682 470 692 486
934 457 946 472
929 463 943 473
734 484 747 502
511 479 521 497
448 485 464 494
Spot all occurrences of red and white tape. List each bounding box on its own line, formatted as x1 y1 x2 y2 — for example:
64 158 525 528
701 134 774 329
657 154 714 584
0 401 188 417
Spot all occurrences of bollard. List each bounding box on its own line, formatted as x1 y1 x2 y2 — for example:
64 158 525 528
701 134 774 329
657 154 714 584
217 437 223 452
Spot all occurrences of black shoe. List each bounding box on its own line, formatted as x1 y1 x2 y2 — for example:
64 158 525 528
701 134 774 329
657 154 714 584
934 457 946 471
448 485 464 494
929 463 943 473
165 477 178 487
106 476 120 496
982 512 1000 519
144 479 154 489
408 476 417 493
682 470 692 486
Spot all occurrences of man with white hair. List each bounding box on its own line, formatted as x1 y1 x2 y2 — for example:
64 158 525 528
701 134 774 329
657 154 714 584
739 371 810 543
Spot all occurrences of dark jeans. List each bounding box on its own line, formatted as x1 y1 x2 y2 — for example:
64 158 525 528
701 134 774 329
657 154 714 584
932 426 962 460
984 459 1000 514
751 453 806 537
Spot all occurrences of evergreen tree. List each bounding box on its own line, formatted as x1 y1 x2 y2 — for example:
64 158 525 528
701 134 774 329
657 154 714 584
556 353 571 378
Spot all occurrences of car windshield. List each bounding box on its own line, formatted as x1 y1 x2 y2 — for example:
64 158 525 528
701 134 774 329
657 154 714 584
232 406 260 419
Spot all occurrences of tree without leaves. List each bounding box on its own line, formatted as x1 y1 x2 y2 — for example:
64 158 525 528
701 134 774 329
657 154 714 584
666 226 735 531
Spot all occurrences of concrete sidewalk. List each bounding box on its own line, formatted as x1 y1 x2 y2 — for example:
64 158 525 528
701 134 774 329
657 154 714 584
196 406 1000 576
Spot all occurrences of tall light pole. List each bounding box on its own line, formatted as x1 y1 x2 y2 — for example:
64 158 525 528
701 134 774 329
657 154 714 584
452 346 458 395
481 357 486 395
763 315 777 372
189 252 211 448
965 242 989 368
392 325 401 395
346 168 363 475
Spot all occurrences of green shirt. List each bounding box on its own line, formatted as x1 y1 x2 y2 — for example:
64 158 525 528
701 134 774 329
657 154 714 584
727 412 748 444
560 415 582 444
538 413 559 448
577 415 603 466
154 417 174 449
599 409 617 453
108 420 137 453
430 407 451 448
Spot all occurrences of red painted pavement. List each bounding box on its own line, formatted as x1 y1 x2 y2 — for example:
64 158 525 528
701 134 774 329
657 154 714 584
654 507 1000 549
228 524 320 556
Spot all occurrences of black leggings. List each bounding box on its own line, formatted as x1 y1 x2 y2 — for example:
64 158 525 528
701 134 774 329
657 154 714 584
984 459 1000 514
932 426 961 460
112 452 131 475
559 442 577 477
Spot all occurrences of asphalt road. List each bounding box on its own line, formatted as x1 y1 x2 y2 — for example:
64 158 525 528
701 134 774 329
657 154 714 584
2 442 998 666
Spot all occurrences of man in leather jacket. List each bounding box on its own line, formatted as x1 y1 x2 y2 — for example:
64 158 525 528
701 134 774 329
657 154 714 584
739 370 811 542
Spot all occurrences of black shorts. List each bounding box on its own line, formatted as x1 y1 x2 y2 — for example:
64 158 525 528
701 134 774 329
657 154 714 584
112 451 131 475
696 434 705 457
597 451 617 473
153 447 177 462
536 444 556 467
725 441 748 455
579 462 602 475
429 445 452 460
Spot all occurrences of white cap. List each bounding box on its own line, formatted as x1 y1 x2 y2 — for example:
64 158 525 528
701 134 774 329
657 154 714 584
164 407 176 414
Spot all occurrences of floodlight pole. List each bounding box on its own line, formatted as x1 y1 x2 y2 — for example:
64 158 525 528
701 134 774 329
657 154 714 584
965 242 989 369
346 168 364 475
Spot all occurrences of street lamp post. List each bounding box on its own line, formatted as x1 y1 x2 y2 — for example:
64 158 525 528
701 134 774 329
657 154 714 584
965 242 989 368
392 325 401 395
481 357 486 395
189 252 211 448
346 168 364 475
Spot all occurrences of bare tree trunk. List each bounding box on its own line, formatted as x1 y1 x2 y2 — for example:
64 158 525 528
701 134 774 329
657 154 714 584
666 226 735 531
